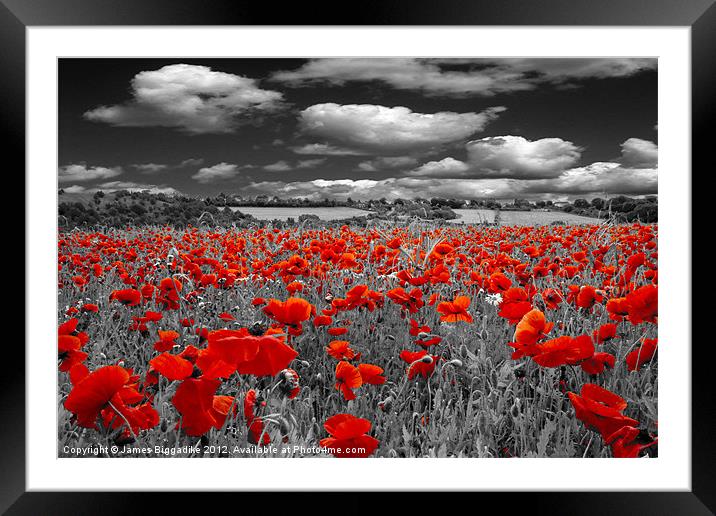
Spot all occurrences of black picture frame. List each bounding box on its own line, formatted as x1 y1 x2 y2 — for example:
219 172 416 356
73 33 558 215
6 0 710 513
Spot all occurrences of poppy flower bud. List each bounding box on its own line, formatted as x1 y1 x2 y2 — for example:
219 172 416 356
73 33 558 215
510 398 521 418
445 359 463 368
278 416 290 438
459 345 468 359
378 396 393 412
160 419 168 432
114 433 135 447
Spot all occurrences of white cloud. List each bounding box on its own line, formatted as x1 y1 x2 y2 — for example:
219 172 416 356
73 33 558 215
84 64 284 134
289 143 370 156
241 163 656 201
406 157 471 177
296 158 327 169
620 138 658 168
179 158 205 167
299 103 504 153
191 162 243 183
528 162 657 195
58 164 123 183
262 158 327 172
263 161 292 172
404 136 581 179
133 163 168 173
63 182 181 195
490 58 656 83
464 136 582 178
272 58 656 97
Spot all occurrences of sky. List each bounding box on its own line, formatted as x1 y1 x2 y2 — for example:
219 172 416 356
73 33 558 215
58 58 658 202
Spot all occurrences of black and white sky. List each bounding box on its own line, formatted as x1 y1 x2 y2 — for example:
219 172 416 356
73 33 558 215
59 58 657 201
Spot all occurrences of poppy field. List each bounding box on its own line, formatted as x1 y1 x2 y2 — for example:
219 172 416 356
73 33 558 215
58 221 658 458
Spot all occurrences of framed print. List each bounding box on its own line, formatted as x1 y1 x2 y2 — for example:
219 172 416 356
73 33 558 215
6 0 712 513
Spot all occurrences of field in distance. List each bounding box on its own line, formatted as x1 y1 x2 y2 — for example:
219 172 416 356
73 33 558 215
451 209 603 226
227 206 603 226
226 206 371 221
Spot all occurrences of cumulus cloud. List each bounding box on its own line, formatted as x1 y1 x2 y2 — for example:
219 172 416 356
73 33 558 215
406 157 471 177
179 158 205 167
620 138 658 168
191 162 244 183
298 103 504 154
526 162 657 195
84 64 284 134
263 161 292 172
58 164 123 183
297 158 327 169
464 136 582 178
133 163 168 174
63 182 181 195
241 162 656 201
404 136 581 179
272 58 656 97
289 143 370 156
263 158 327 172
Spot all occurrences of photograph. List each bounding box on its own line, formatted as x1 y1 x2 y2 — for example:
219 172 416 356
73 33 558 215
56 57 659 459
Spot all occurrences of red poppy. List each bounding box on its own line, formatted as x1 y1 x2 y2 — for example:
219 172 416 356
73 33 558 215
326 340 356 361
531 335 594 368
541 288 563 310
437 295 473 323
244 389 270 445
606 426 658 458
626 338 658 371
575 286 604 311
154 330 179 352
593 323 618 344
335 361 362 400
319 414 379 458
386 287 424 314
327 327 349 337
606 297 631 322
357 364 386 385
149 352 193 381
568 383 638 440
109 288 142 306
511 309 554 359
65 365 131 428
626 284 658 324
498 288 533 325
196 330 298 378
313 315 333 327
400 350 438 380
172 377 221 436
262 297 314 334
580 352 616 375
